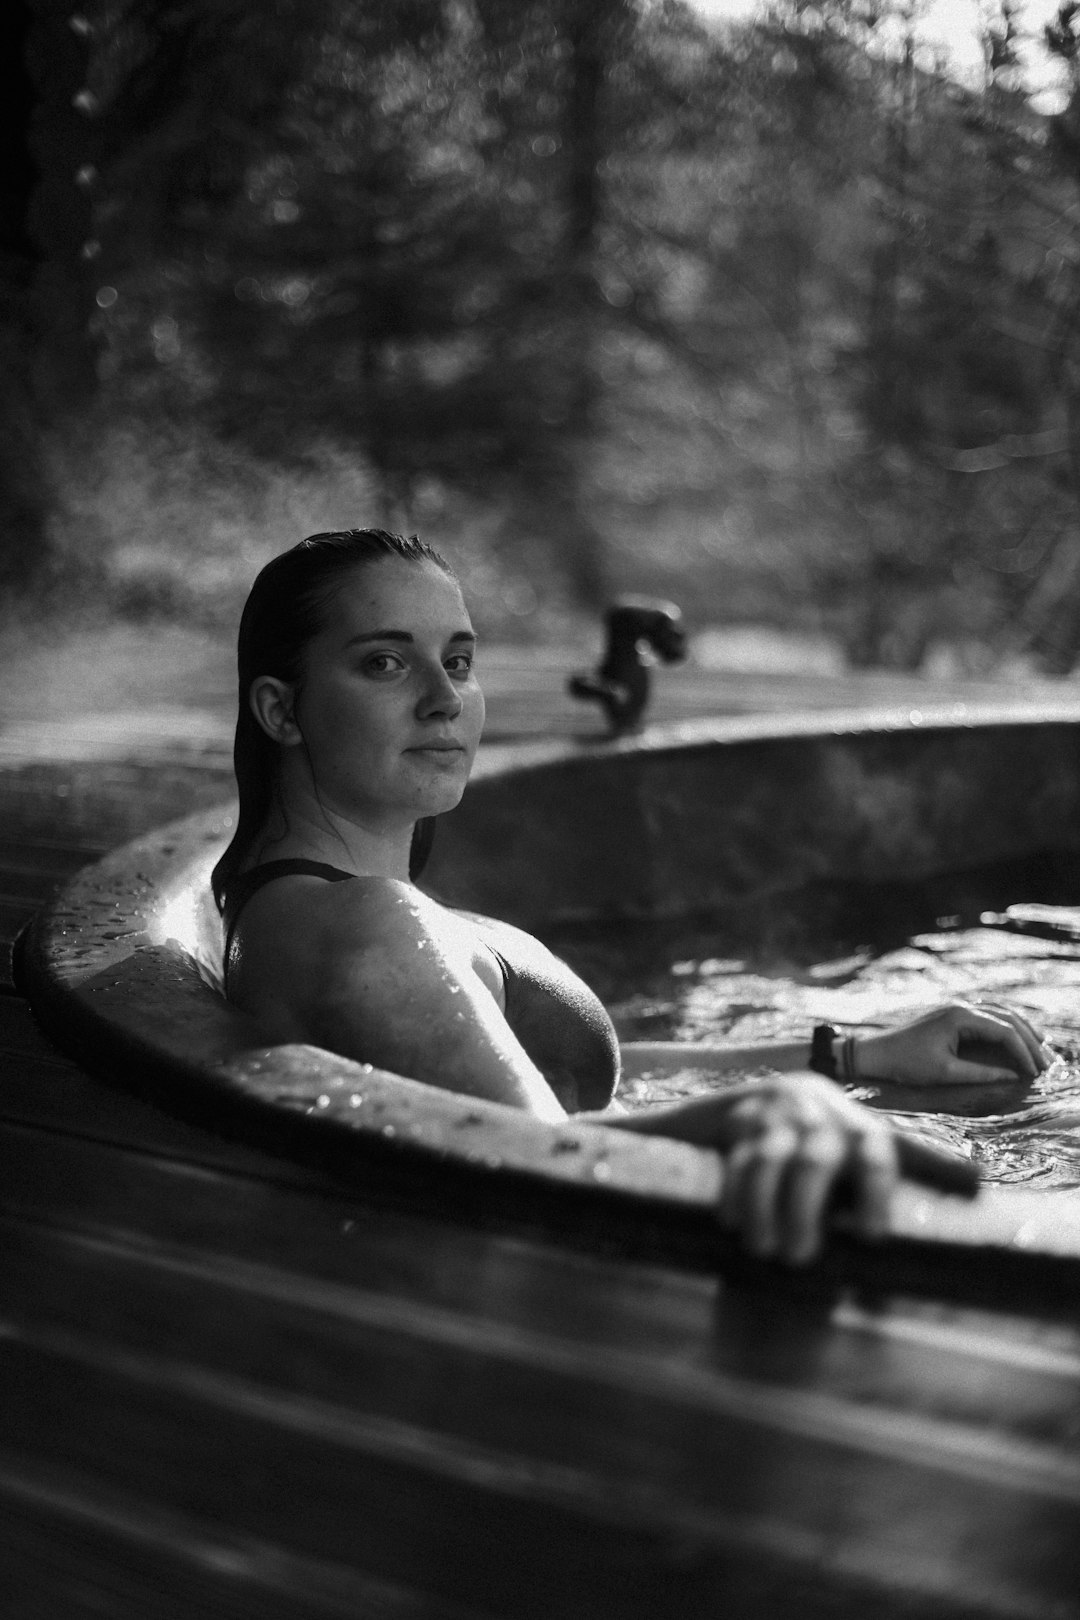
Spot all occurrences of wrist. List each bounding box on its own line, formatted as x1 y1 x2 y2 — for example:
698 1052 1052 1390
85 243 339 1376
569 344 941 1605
809 1023 863 1085
839 1032 861 1084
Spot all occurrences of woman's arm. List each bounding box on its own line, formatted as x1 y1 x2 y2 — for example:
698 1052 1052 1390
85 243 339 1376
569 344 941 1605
619 1039 812 1080
244 877 568 1121
619 1000 1050 1087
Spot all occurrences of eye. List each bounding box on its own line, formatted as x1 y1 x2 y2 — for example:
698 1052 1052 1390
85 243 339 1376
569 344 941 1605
445 651 474 678
362 651 406 677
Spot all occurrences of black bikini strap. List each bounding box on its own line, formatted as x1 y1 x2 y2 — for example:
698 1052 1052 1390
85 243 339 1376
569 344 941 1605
234 858 355 890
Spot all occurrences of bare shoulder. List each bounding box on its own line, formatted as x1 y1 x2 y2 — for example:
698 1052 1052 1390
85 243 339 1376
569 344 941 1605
227 873 420 1033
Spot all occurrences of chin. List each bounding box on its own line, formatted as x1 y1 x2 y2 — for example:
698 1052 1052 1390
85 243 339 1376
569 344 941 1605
405 774 468 817
423 781 468 816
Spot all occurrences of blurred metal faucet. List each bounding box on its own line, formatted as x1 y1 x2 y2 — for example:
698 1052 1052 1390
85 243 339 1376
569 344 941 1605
568 596 687 736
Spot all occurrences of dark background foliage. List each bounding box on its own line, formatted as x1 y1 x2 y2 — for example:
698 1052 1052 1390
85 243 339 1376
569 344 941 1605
7 0 1080 668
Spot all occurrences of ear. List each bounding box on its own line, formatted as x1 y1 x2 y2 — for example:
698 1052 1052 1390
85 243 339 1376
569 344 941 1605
249 676 303 746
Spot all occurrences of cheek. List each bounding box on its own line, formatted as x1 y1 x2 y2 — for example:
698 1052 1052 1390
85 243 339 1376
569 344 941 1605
467 684 485 740
303 681 387 765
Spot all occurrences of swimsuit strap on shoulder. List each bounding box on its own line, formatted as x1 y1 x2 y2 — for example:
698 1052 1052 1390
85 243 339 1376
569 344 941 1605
234 858 356 891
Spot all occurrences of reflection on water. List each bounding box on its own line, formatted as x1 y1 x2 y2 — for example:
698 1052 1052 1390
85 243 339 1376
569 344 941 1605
560 915 1080 1189
844 1062 1080 1189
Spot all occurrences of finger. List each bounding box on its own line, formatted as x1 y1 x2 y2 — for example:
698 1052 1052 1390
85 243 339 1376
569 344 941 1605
943 1055 1032 1085
779 1124 846 1265
717 1137 756 1233
954 1008 1041 1080
724 1124 800 1258
894 1132 979 1197
972 1004 1048 1070
848 1126 899 1241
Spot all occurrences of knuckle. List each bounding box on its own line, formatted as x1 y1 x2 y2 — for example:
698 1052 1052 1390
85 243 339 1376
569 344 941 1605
793 1132 844 1170
755 1136 796 1169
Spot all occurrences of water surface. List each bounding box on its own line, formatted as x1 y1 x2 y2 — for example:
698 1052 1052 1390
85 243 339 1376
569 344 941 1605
556 913 1080 1189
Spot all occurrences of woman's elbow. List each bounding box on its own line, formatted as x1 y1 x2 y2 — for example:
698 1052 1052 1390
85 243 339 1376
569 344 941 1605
557 1022 620 1114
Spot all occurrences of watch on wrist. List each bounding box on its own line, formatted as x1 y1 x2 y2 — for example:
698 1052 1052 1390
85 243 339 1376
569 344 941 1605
809 1022 839 1080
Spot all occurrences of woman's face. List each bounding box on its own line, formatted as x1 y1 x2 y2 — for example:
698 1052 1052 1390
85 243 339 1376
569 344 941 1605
284 556 485 829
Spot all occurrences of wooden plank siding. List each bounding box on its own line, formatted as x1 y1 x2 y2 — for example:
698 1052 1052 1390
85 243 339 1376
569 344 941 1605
4 989 1080 1616
4 737 1080 1616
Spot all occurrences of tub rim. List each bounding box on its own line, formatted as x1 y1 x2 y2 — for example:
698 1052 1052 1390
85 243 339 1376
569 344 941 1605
20 706 1080 1310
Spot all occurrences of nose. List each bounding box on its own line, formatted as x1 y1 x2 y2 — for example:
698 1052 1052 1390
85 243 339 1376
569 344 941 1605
416 661 463 720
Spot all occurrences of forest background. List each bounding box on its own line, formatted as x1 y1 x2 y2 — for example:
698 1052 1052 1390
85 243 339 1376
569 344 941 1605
7 0 1080 681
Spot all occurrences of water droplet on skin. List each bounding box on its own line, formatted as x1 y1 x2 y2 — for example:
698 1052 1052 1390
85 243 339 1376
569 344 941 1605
592 1160 613 1182
315 1094 331 1109
349 1093 363 1107
381 1124 397 1138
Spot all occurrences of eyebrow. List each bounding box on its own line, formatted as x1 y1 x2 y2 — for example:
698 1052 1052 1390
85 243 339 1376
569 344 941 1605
345 629 477 648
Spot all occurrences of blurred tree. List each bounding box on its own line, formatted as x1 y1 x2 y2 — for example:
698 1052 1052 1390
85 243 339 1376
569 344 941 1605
1027 0 1080 671
28 0 1080 658
90 0 641 606
0 0 99 603
737 0 1070 669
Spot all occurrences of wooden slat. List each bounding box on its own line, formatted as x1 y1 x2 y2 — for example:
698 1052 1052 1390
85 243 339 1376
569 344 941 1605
3 1121 1080 1452
0 1117 724 1346
1 1324 1077 1620
3 1215 1079 1473
0 757 233 853
3 1079 1079 1380
0 1455 486 1620
0 836 105 879
0 898 36 940
0 869 67 903
0 998 328 1181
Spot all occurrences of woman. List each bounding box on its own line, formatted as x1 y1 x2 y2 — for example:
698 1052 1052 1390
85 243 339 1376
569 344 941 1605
214 530 1050 1265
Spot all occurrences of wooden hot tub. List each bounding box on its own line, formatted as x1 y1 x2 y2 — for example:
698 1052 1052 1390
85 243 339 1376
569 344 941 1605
11 705 1080 1617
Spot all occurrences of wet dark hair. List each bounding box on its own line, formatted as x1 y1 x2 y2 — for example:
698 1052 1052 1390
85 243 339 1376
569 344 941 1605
211 528 456 913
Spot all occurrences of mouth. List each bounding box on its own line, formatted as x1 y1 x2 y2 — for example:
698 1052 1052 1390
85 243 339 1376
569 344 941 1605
405 742 466 755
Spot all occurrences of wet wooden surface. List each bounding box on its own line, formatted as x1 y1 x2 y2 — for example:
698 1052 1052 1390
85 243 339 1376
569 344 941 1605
4 670 1080 1616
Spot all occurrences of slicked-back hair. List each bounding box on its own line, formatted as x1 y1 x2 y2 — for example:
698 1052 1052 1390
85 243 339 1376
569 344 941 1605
211 528 455 912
